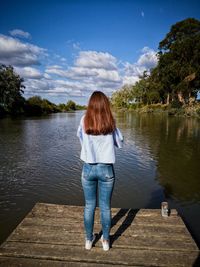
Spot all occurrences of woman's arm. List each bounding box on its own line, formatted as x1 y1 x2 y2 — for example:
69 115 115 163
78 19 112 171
77 116 85 146
113 128 123 148
77 124 83 145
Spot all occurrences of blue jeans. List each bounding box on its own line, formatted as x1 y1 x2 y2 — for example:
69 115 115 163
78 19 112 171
81 163 115 241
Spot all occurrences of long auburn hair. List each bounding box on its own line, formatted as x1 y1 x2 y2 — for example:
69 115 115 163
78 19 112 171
84 91 116 135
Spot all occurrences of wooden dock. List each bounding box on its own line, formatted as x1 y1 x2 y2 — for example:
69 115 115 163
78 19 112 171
0 203 199 266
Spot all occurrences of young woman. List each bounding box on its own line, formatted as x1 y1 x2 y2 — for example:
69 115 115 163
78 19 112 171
77 91 123 251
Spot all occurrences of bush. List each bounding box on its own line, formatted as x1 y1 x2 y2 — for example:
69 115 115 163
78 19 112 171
196 108 200 116
168 108 178 116
24 96 44 115
0 104 6 116
66 100 76 111
128 103 143 110
170 100 183 109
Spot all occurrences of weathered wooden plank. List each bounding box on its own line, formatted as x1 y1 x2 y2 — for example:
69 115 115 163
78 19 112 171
137 208 178 216
7 230 197 251
10 220 194 239
29 203 178 218
16 221 191 240
20 213 187 231
0 256 126 267
0 241 199 267
27 207 184 228
25 214 186 229
31 203 178 216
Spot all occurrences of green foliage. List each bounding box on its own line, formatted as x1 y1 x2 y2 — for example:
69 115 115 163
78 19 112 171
58 103 66 111
170 99 183 109
66 100 76 111
75 104 87 110
146 91 160 104
58 101 86 112
111 85 133 108
196 108 200 116
0 64 25 115
24 96 43 115
24 96 60 115
158 18 200 103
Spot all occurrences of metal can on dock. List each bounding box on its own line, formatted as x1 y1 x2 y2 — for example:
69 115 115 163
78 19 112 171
161 202 169 217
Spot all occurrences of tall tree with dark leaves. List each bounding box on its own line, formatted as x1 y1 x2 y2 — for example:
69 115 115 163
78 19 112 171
0 64 25 115
158 18 200 104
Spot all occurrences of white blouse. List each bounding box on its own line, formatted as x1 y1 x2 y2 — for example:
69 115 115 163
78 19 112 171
77 116 123 164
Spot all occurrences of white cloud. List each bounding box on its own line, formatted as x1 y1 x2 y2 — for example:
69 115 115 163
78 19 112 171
9 29 31 39
0 32 158 102
123 75 140 85
45 51 121 93
23 77 85 98
122 47 158 85
137 47 158 68
75 51 118 70
72 42 81 50
46 51 121 86
45 66 69 77
15 67 43 79
44 73 51 79
47 65 63 69
124 62 145 77
94 69 121 82
60 57 67 62
141 11 145 17
68 66 98 78
25 47 157 99
0 34 46 66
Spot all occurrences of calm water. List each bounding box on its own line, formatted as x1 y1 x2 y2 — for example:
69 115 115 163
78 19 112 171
0 111 200 246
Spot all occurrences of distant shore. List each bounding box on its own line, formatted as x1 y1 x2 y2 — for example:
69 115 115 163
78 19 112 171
113 103 200 118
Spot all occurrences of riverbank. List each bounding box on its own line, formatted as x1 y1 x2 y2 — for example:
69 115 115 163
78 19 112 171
0 100 86 119
113 103 200 118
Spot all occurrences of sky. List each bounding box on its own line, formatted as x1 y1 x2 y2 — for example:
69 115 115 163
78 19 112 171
0 0 200 105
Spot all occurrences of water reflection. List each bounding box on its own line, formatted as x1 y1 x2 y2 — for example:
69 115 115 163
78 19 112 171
115 112 200 203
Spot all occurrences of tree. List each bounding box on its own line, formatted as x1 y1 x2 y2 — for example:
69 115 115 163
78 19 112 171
24 96 43 115
66 100 76 110
111 85 134 108
58 103 66 112
133 72 150 104
0 64 25 114
24 96 60 115
158 18 200 104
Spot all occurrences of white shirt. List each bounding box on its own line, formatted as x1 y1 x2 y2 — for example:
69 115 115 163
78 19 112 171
77 116 123 163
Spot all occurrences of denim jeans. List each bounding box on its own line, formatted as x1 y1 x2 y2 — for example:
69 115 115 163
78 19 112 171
81 163 115 241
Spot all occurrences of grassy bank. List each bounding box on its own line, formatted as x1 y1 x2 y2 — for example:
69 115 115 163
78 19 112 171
113 103 200 118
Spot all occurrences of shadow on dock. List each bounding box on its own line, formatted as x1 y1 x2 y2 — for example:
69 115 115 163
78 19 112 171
193 252 200 267
94 208 139 247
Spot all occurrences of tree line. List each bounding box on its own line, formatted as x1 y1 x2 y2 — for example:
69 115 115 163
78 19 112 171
0 65 85 117
111 18 200 110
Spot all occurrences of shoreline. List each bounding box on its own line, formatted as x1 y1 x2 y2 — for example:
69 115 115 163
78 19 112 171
113 103 200 118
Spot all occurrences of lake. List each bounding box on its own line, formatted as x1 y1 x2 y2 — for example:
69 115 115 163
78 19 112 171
0 111 200 247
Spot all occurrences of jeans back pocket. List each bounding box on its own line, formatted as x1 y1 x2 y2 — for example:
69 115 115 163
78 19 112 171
82 163 93 180
103 164 115 179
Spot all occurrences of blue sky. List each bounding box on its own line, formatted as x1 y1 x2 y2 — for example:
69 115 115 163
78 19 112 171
0 0 200 104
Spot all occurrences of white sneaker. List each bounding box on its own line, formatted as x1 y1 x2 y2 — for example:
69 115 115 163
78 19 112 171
100 235 110 251
85 234 95 250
